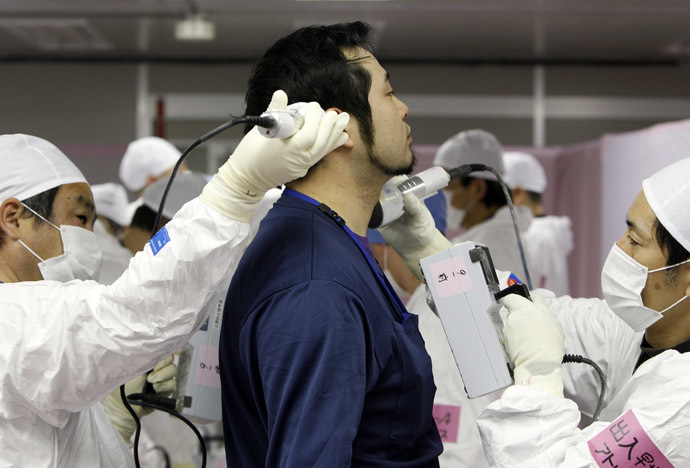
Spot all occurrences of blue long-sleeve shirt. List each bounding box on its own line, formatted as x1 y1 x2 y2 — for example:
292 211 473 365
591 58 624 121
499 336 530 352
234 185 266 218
220 191 442 467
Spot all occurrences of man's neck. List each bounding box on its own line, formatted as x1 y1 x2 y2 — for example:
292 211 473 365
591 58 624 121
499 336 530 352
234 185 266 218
530 202 544 217
0 249 39 283
121 227 151 255
0 262 18 283
644 299 690 349
461 203 499 230
289 166 386 237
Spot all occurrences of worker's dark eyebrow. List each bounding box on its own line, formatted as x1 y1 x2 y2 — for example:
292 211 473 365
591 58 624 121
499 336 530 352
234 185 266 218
77 195 95 213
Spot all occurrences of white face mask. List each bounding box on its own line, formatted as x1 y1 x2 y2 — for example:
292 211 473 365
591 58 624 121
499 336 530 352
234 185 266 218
443 190 465 230
601 243 690 332
18 203 102 282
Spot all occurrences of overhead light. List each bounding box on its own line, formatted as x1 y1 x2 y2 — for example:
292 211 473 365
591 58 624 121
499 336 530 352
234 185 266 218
661 32 690 55
175 14 215 42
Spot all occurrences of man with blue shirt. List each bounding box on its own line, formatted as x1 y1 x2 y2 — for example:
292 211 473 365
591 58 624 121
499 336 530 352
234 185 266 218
220 22 445 467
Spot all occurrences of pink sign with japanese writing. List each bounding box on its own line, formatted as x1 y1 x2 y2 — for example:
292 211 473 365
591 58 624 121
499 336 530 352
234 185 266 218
429 257 473 300
194 345 222 390
433 404 461 443
587 409 672 468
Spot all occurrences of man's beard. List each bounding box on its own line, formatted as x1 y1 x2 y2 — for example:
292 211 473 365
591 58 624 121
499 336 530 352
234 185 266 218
369 145 417 177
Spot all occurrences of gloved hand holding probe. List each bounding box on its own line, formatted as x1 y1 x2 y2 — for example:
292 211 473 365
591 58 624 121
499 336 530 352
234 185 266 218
502 293 565 397
100 356 177 441
378 176 453 280
201 89 350 222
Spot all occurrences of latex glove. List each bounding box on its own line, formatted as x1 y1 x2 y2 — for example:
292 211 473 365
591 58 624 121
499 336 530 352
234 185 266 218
378 177 453 281
502 293 565 396
100 356 177 442
201 90 350 222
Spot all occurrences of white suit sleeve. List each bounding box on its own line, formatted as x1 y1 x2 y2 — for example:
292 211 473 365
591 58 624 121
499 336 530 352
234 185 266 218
538 290 643 420
477 350 690 467
0 198 250 426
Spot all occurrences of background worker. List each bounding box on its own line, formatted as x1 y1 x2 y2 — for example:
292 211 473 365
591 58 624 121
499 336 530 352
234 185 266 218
503 151 574 295
118 136 189 223
91 182 132 284
435 129 533 281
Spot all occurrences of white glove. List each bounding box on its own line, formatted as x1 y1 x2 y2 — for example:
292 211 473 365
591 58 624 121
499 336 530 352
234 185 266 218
201 90 350 222
378 177 453 281
100 356 177 442
502 293 565 396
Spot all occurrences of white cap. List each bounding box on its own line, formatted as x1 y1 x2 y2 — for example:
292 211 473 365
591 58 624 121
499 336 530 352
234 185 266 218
91 183 130 226
119 137 181 192
433 129 504 181
642 157 690 253
0 134 87 204
142 172 207 220
502 151 547 193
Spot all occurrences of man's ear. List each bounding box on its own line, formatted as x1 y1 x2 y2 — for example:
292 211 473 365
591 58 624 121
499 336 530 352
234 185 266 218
471 178 487 201
326 107 354 149
0 198 25 240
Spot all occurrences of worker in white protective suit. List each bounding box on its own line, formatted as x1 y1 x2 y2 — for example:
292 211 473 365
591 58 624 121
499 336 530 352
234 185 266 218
367 191 448 304
0 91 350 467
91 182 133 285
398 130 533 467
435 129 533 281
95 173 210 466
374 184 496 468
475 157 690 467
381 157 690 467
503 151 574 295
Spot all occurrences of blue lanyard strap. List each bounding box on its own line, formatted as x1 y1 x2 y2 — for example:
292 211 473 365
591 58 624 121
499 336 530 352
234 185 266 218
284 188 410 326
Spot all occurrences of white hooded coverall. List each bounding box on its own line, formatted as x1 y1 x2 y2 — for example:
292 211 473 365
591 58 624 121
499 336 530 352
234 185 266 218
524 215 574 295
414 285 646 467
477 291 690 468
451 205 534 283
0 198 250 467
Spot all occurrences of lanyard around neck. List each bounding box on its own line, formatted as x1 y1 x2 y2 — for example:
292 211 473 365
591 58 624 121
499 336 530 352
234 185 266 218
283 188 410 325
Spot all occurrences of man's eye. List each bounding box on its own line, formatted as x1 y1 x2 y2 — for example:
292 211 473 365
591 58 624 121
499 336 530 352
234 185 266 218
77 215 88 225
627 234 639 246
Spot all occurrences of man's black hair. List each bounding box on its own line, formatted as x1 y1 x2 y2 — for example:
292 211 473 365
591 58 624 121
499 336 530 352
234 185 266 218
654 219 690 268
130 204 160 233
460 176 507 208
0 186 60 248
244 21 375 148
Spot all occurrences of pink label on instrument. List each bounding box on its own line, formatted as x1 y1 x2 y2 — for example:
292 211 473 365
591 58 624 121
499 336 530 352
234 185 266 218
587 409 672 468
433 404 461 443
429 257 473 299
194 345 221 390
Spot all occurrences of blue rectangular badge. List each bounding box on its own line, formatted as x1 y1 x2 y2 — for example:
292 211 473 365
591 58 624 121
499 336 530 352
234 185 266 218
148 227 171 256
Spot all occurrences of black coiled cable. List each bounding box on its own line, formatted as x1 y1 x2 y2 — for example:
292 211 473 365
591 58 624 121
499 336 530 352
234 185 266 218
562 353 607 422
